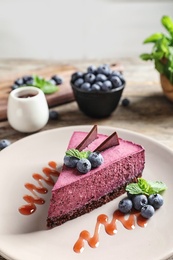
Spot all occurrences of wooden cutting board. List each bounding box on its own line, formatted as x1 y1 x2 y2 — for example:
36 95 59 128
0 61 123 121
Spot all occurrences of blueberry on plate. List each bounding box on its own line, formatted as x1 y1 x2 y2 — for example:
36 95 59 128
127 191 135 200
133 194 148 210
0 139 11 150
148 194 164 209
118 197 133 214
141 205 155 219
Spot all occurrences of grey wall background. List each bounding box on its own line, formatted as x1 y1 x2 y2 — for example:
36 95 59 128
0 0 173 60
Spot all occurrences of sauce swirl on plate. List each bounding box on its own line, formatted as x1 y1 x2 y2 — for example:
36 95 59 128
18 161 60 215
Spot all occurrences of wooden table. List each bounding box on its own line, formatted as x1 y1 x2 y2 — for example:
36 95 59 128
0 58 173 260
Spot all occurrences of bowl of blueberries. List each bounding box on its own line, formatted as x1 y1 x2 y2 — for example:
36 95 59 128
71 64 125 118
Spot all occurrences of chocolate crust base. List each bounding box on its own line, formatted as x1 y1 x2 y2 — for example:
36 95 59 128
47 174 142 228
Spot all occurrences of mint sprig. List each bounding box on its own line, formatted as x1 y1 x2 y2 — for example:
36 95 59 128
126 178 167 196
27 75 59 94
140 15 173 84
65 149 91 159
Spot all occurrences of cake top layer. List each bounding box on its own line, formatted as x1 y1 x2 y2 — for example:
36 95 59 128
53 131 144 190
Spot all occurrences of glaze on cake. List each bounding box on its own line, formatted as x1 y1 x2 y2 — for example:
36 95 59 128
47 126 145 228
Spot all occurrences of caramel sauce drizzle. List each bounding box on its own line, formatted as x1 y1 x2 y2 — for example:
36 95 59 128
18 161 60 215
73 209 148 253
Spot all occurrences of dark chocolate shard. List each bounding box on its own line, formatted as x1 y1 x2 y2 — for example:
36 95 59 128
76 125 98 151
94 132 119 152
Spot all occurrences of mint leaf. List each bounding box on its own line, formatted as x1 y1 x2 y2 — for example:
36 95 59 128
152 51 164 60
40 83 58 94
126 178 167 196
140 53 153 61
143 33 163 44
65 149 91 159
148 181 167 194
155 60 165 73
80 150 91 159
29 75 59 94
161 16 173 38
140 15 173 84
126 183 143 195
138 178 151 195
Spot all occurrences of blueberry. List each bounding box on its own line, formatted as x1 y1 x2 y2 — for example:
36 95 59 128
81 82 91 91
141 205 155 219
118 197 133 214
74 78 84 88
90 84 100 91
110 76 122 88
96 81 103 88
71 72 84 83
101 80 113 91
77 158 91 174
49 110 59 120
87 65 97 74
49 79 56 85
22 75 33 84
127 191 135 200
122 98 130 107
110 70 121 77
133 194 148 211
0 139 11 150
84 73 96 84
11 84 19 90
88 152 104 168
97 64 111 76
118 74 125 83
110 71 125 81
148 194 164 209
51 75 63 85
96 74 107 82
14 78 25 86
64 156 79 168
25 78 34 86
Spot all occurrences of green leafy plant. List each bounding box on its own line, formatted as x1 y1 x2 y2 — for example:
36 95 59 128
126 178 167 196
140 15 173 84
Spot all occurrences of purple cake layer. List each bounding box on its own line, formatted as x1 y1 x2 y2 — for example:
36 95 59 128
47 131 145 228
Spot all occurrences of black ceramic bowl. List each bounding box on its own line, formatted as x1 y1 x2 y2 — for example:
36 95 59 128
71 82 125 118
